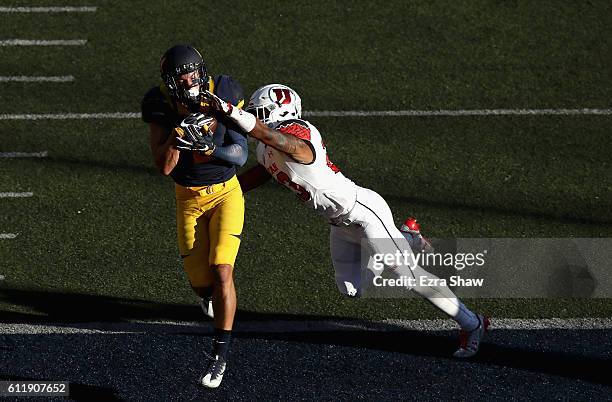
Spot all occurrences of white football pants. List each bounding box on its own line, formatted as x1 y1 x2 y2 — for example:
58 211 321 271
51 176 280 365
330 187 478 330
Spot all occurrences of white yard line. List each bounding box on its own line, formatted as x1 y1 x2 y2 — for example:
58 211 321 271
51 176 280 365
0 112 139 120
0 108 611 121
0 39 87 46
2 317 612 334
0 76 74 82
0 192 34 198
0 233 18 239
0 112 140 120
305 108 612 117
0 6 97 13
0 151 48 158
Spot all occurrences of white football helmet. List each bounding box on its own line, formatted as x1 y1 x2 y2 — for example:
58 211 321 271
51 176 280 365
246 84 302 126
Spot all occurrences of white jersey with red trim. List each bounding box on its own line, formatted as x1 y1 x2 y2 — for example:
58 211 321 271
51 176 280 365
256 119 358 220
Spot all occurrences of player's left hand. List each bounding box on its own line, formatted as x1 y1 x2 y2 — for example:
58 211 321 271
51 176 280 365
175 136 215 155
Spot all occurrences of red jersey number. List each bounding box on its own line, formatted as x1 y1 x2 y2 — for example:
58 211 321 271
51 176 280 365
321 141 340 173
275 171 311 202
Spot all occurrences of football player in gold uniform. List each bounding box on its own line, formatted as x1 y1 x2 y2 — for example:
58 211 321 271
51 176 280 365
141 44 247 388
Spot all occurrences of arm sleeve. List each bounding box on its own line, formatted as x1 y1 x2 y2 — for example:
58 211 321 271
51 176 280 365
211 129 248 166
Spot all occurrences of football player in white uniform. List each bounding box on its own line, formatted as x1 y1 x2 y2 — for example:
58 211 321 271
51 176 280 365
206 85 490 358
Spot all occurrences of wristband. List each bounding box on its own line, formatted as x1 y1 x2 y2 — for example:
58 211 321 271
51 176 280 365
228 107 256 133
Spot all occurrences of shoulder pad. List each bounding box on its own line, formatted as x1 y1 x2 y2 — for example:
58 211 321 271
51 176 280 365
141 85 173 125
213 75 245 109
274 118 312 130
275 119 312 141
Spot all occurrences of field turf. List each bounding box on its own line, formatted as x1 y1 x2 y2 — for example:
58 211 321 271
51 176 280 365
1 1 611 323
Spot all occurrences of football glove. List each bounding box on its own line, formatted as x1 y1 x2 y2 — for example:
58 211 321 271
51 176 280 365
203 90 233 115
175 113 216 155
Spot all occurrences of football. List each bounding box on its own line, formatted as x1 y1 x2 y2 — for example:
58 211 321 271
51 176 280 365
201 115 218 136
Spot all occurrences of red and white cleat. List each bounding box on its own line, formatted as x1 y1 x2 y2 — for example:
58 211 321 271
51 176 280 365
400 217 434 253
453 314 491 358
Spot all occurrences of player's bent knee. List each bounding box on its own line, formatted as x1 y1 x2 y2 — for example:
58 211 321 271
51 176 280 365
212 264 234 286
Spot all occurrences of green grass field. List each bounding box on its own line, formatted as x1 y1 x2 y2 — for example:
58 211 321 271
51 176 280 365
1 1 611 321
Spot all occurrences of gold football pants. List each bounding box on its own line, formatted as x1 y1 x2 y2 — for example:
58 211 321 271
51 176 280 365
175 175 244 288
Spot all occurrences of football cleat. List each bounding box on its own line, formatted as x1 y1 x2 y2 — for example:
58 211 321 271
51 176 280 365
400 217 434 253
453 314 490 358
199 297 214 319
200 355 227 388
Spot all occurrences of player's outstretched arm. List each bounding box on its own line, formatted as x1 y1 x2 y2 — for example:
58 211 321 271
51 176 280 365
205 90 314 164
211 129 248 166
149 122 180 176
249 119 314 164
237 164 272 193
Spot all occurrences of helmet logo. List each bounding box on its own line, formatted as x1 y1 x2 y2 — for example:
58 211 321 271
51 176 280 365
270 88 292 105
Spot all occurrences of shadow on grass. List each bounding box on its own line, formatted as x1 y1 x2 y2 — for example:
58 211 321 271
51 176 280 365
0 287 341 323
240 329 612 387
1 288 612 387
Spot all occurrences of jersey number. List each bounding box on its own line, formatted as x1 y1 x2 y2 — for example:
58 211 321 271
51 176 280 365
321 141 340 173
275 171 311 202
